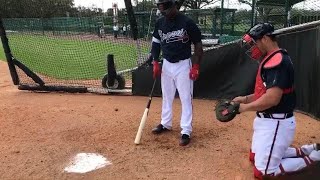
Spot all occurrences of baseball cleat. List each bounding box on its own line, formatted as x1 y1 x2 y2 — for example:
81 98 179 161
179 134 190 146
309 150 320 161
152 124 169 134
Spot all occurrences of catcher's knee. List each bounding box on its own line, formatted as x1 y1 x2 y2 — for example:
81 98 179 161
254 165 277 180
253 166 264 180
249 149 255 163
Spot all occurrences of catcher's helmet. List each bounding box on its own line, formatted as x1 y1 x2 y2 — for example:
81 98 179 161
241 23 277 60
247 23 275 41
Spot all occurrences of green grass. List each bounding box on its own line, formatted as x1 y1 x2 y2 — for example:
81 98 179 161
5 34 145 80
0 43 5 60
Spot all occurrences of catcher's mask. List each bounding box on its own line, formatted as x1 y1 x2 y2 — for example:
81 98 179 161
241 23 276 60
155 0 176 16
241 34 262 60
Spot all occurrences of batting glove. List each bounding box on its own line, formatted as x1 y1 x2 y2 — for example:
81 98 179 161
152 61 161 79
189 64 200 81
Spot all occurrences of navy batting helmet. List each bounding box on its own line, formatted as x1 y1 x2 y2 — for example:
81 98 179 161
155 0 176 15
155 0 176 5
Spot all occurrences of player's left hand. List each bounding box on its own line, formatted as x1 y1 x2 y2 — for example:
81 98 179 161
215 100 240 122
189 64 200 81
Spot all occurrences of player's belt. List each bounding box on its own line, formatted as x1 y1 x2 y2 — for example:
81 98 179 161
256 112 293 119
283 87 294 94
165 57 191 63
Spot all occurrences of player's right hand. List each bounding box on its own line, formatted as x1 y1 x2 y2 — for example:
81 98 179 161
189 64 200 81
152 61 161 79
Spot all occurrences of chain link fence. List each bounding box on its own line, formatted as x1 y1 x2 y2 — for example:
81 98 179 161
1 0 319 94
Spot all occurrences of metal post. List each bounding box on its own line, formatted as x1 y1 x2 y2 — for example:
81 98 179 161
142 0 146 37
220 0 224 36
212 11 217 36
231 11 235 35
285 0 290 27
0 17 19 85
251 0 256 27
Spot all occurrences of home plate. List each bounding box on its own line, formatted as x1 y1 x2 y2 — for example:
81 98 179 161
64 153 111 173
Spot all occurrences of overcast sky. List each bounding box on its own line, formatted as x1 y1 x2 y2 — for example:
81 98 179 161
73 0 318 11
73 0 251 11
73 0 126 10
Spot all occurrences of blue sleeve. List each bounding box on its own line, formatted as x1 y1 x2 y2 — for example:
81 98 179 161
152 20 161 42
151 20 161 61
151 42 161 61
187 19 202 44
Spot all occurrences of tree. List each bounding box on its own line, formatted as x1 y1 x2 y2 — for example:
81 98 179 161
183 0 220 9
106 8 114 16
76 6 104 17
238 0 274 22
0 0 75 18
0 0 108 18
35 0 75 18
134 0 156 12
234 9 251 23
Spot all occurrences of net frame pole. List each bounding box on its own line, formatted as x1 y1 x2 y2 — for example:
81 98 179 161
251 0 256 27
220 0 224 36
285 0 290 27
274 20 320 35
0 16 19 85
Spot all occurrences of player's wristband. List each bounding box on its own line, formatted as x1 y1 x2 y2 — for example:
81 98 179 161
193 64 200 69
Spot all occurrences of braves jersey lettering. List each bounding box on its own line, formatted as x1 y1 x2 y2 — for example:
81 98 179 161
158 28 189 43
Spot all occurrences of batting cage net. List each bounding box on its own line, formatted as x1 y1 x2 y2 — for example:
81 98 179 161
0 0 320 94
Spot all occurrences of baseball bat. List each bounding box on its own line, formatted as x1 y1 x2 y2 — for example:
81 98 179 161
134 79 157 145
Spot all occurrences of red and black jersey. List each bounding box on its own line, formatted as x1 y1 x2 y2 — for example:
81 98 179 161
254 49 296 113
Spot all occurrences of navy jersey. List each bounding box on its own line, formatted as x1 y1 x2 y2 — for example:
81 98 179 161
261 51 296 113
152 13 202 63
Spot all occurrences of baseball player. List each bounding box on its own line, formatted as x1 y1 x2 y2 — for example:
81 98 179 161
233 23 320 179
150 0 203 146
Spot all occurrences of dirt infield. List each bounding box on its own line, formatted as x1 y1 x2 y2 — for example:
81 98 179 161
0 61 319 180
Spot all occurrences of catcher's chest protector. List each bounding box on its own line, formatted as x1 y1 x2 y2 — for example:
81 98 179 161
254 49 287 100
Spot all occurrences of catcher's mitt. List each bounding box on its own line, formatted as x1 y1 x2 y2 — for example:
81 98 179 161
215 100 240 122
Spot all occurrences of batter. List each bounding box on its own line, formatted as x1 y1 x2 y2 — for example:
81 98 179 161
150 0 203 146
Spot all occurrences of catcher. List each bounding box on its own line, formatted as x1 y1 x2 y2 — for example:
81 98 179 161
216 23 320 179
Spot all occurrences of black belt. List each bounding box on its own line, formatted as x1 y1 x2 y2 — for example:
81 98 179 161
165 58 190 63
256 112 294 119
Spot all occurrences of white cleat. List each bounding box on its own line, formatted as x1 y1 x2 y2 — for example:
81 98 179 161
300 143 320 156
309 149 320 162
